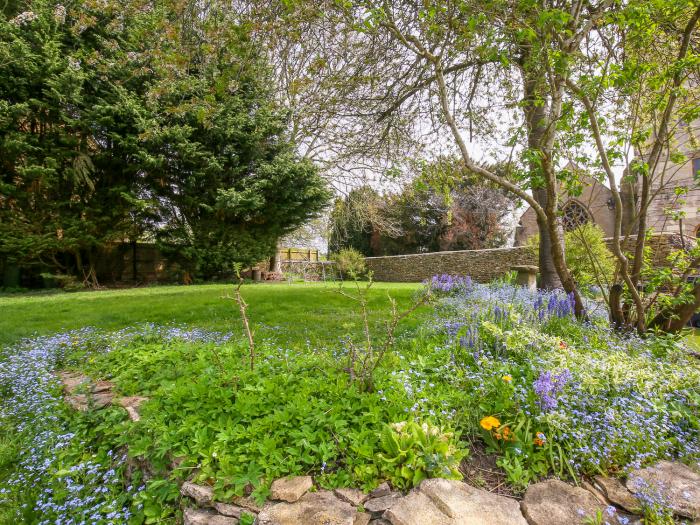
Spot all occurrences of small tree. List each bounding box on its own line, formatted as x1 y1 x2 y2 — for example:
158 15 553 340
528 223 615 294
332 248 367 280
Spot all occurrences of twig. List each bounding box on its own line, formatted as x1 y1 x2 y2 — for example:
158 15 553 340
233 274 255 371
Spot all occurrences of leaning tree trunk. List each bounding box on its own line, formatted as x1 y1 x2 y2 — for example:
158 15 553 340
648 282 700 333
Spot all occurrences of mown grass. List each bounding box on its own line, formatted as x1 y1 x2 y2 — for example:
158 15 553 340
0 281 426 348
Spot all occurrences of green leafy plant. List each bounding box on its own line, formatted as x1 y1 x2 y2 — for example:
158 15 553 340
332 248 368 280
376 421 465 490
239 513 256 525
527 223 614 292
582 509 605 525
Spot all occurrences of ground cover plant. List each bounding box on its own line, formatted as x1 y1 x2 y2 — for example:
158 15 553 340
1 279 699 524
424 276 700 491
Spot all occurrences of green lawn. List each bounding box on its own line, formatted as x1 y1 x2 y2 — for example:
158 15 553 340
0 281 425 347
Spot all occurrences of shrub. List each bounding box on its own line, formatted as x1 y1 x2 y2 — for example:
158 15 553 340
39 273 85 291
332 248 367 280
528 223 615 290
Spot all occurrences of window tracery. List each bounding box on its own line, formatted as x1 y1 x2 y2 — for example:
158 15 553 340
561 200 591 231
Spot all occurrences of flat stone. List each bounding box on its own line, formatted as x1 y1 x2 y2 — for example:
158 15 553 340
183 508 238 525
521 479 605 525
65 391 114 411
124 406 139 421
270 475 314 502
58 371 115 411
580 481 608 506
354 513 371 525
214 502 245 518
92 391 115 408
92 380 114 393
115 392 138 405
57 371 90 393
593 476 640 513
364 493 403 514
231 495 262 513
383 490 453 525
181 481 214 507
626 461 700 519
116 396 149 422
335 487 369 506
369 520 392 525
511 265 538 273
257 490 357 525
64 394 90 411
419 478 527 525
370 482 392 498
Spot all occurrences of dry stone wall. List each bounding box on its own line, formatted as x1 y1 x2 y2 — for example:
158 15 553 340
365 246 537 283
366 233 692 283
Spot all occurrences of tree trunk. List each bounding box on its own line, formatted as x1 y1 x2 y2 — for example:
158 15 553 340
269 246 282 273
86 248 99 288
521 64 563 291
648 281 700 333
608 284 626 329
519 52 586 316
533 189 563 289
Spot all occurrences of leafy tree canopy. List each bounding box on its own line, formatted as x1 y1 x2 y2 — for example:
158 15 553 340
0 0 330 284
329 158 514 256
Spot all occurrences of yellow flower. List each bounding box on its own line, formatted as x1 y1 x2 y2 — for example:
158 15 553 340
480 416 500 431
501 374 512 383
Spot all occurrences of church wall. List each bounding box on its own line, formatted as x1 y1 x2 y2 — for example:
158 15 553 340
514 179 616 246
646 155 700 238
514 121 700 245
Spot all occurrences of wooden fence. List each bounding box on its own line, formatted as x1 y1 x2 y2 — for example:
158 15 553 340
278 247 320 262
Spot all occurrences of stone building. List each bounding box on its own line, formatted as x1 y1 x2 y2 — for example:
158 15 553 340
514 125 700 245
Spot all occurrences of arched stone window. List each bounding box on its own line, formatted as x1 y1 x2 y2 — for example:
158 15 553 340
561 200 591 231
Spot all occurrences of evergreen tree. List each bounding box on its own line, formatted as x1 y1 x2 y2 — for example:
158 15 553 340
0 1 330 284
0 1 147 284
138 13 330 277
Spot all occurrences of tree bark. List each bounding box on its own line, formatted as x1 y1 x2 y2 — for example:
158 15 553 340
534 189 563 289
648 281 700 333
269 246 282 273
520 66 563 291
609 284 626 329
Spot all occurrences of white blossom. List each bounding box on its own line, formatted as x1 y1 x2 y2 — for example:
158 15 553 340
68 57 81 71
11 11 38 26
53 5 66 25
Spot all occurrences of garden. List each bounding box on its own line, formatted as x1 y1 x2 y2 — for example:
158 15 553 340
3 1 700 524
1 277 699 525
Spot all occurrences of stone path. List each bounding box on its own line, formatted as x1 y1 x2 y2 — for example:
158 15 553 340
57 371 700 525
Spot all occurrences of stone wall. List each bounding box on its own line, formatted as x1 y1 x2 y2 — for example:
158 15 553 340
366 233 693 283
617 233 693 268
365 246 537 283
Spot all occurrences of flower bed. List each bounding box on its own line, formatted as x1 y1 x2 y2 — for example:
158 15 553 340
1 280 698 523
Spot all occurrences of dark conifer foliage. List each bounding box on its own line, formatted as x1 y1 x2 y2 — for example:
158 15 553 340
0 1 330 285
